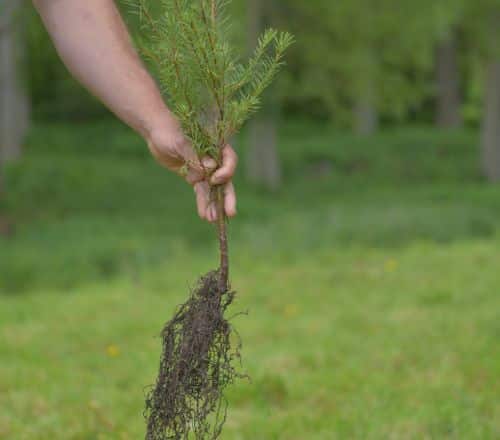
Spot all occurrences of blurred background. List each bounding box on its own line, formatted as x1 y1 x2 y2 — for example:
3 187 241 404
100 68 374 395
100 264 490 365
1 0 499 438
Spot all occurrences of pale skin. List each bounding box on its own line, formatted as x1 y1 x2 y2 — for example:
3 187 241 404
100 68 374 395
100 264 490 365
32 0 237 223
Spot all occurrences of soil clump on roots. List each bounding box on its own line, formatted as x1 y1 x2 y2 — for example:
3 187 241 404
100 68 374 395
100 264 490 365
145 270 242 440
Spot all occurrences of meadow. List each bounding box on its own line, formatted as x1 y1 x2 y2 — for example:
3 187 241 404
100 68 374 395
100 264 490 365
1 120 499 439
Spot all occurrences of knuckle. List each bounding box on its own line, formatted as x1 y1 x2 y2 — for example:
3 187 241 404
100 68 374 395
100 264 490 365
150 129 185 157
220 170 231 180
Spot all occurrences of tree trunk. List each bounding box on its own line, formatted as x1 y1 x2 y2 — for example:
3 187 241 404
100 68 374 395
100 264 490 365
435 31 462 128
245 117 281 190
481 60 500 182
353 50 378 136
354 94 378 135
245 0 282 190
0 0 29 163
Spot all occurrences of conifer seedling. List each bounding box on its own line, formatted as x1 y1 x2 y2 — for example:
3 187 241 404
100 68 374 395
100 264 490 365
126 1 293 438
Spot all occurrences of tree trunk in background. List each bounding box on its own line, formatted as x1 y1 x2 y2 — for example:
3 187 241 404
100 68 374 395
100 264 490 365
245 0 282 190
481 60 500 182
354 91 378 136
353 50 378 136
246 117 281 190
435 32 462 128
0 0 29 163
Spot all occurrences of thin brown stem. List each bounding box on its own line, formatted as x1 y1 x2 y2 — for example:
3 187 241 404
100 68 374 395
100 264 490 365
215 185 228 292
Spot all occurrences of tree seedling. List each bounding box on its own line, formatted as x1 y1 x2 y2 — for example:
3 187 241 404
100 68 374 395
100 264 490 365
127 1 292 438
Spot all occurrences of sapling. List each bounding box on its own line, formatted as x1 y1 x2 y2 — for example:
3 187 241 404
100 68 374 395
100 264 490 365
126 0 292 438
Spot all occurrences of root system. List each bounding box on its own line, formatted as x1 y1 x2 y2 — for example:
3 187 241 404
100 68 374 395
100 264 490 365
145 270 242 440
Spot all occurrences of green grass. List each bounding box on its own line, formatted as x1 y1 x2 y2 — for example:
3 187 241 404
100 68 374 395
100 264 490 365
1 120 499 439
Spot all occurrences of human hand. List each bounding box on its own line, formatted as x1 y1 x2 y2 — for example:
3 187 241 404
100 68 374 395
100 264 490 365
146 120 237 223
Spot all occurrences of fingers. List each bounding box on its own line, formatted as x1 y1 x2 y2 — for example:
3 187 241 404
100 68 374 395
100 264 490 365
151 131 236 187
211 145 238 185
194 181 237 222
176 139 205 185
148 125 237 186
194 181 210 221
149 129 238 222
201 156 217 174
224 181 237 218
185 155 217 187
207 203 217 223
193 181 217 223
180 149 220 186
191 145 238 222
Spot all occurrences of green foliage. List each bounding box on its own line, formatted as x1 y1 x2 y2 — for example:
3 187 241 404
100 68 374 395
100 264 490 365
22 0 497 126
1 121 500 438
126 0 293 159
284 0 441 123
463 0 500 58
2 120 500 293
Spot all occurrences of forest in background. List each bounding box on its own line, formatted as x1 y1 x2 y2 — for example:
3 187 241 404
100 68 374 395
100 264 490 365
1 0 500 186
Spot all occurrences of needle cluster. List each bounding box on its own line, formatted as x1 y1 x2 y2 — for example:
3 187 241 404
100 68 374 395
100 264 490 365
127 0 293 160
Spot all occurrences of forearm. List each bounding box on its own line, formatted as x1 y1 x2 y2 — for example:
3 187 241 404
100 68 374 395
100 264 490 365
33 0 175 138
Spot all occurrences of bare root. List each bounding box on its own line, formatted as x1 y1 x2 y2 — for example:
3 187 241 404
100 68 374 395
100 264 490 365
145 271 243 440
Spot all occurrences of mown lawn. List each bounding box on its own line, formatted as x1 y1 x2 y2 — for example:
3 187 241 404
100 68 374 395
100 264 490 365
1 120 499 439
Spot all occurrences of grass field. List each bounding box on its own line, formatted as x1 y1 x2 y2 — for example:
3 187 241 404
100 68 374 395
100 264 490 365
1 120 499 439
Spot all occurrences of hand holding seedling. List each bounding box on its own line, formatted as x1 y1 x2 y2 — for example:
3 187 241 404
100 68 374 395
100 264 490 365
33 0 236 222
146 121 237 222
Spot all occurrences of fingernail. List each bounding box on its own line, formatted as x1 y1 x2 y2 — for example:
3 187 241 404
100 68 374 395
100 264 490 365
202 157 217 169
